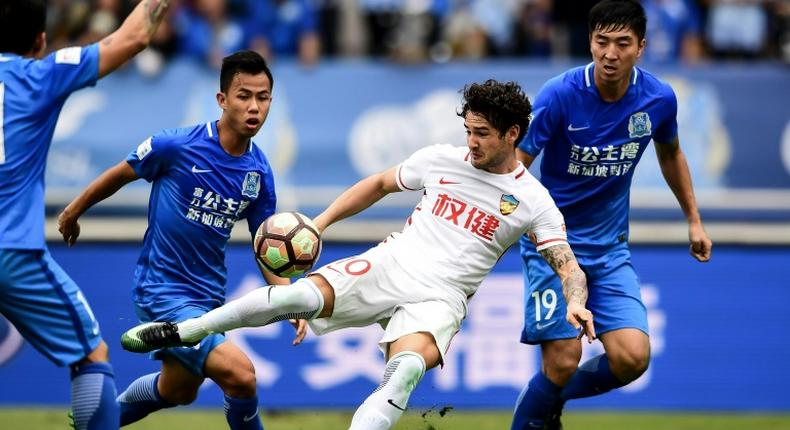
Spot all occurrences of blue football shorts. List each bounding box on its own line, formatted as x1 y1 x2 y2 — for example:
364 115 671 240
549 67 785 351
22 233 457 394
134 301 226 377
0 249 102 366
519 241 649 344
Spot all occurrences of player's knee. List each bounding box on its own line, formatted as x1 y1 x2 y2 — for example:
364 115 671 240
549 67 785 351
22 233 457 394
161 385 200 405
387 351 426 392
610 347 650 382
74 341 110 366
542 342 582 384
215 365 258 398
547 353 581 383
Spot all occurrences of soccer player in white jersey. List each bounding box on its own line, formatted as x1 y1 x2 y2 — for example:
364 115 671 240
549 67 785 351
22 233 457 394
120 80 596 430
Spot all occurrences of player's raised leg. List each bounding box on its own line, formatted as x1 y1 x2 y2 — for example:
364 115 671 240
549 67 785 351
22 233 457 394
122 277 332 352
348 333 437 430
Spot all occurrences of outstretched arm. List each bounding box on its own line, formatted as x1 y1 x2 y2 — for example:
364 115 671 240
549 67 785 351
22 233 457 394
655 138 712 262
97 0 172 78
58 161 139 246
538 243 596 342
313 166 401 233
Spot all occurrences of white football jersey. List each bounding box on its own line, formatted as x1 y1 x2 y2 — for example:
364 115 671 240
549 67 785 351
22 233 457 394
387 144 567 299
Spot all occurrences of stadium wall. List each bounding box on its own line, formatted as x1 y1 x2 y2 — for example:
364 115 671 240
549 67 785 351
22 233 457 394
0 242 787 411
42 59 790 243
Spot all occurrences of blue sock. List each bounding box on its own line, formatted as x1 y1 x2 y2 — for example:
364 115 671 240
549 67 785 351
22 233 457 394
224 395 263 430
70 362 120 430
561 353 625 400
117 372 175 426
510 372 562 430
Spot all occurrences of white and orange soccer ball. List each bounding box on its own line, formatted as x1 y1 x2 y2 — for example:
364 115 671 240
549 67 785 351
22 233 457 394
254 212 322 278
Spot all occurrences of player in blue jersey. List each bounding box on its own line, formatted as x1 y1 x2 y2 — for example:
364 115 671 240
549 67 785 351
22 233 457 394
57 51 286 430
510 1 713 429
0 1 171 429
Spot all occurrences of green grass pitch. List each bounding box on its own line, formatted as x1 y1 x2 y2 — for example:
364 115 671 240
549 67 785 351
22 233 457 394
2 409 790 430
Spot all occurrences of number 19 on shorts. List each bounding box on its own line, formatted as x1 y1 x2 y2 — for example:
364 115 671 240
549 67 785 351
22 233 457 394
531 289 557 321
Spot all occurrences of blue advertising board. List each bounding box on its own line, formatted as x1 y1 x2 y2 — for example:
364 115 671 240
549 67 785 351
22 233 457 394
0 243 788 410
44 60 790 221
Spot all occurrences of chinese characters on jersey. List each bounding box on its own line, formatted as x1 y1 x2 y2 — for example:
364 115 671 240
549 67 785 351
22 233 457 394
185 187 250 230
432 193 501 240
567 142 641 177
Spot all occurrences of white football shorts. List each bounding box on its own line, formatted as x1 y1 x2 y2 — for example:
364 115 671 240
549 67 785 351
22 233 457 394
306 243 466 364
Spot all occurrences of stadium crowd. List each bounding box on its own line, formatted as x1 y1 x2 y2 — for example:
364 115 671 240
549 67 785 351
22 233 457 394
45 0 790 69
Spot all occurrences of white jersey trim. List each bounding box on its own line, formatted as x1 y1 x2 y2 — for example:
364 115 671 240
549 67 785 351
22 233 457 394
206 122 214 138
584 62 594 87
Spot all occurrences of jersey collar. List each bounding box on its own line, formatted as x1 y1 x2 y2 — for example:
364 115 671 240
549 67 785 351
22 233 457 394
207 120 254 154
584 62 639 89
0 52 20 62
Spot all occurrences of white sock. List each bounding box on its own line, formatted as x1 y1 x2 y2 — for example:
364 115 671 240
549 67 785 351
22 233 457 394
178 279 324 342
348 351 426 430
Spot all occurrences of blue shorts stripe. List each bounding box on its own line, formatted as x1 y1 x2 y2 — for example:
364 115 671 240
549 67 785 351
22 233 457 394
38 256 92 357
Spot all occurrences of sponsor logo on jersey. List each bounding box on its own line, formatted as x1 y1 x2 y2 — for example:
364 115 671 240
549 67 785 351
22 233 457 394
242 172 261 199
628 112 652 138
55 47 82 65
136 137 153 159
499 194 519 216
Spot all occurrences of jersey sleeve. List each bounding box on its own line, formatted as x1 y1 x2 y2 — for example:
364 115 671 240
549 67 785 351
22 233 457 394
394 145 440 191
518 78 562 156
529 194 568 252
653 83 679 144
31 44 100 102
246 170 278 236
125 133 179 182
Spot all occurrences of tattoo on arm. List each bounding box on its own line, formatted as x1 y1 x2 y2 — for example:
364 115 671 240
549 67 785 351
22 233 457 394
144 0 170 36
101 36 113 46
539 244 588 305
563 266 588 305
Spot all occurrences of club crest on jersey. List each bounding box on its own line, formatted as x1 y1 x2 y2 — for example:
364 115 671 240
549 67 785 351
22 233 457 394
628 112 652 138
500 194 519 216
242 172 261 199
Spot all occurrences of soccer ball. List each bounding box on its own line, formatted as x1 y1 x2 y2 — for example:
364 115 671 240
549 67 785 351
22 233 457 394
254 212 322 278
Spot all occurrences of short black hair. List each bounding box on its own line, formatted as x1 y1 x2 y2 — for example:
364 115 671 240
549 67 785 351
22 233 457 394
0 0 46 55
588 0 647 42
220 50 274 93
458 80 532 146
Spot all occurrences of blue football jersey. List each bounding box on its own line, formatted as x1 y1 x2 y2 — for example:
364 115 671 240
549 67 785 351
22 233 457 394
0 45 100 249
126 121 277 310
518 63 678 249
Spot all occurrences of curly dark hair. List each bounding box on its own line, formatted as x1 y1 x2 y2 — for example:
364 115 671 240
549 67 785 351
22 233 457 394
458 80 532 146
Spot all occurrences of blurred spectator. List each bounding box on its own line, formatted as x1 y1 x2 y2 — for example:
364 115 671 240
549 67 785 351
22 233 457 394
80 0 127 45
704 0 769 58
38 0 790 64
444 0 520 60
552 0 599 58
242 0 321 65
643 0 704 63
392 0 449 62
767 0 790 62
174 0 247 68
360 0 403 57
46 0 92 51
513 0 553 57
